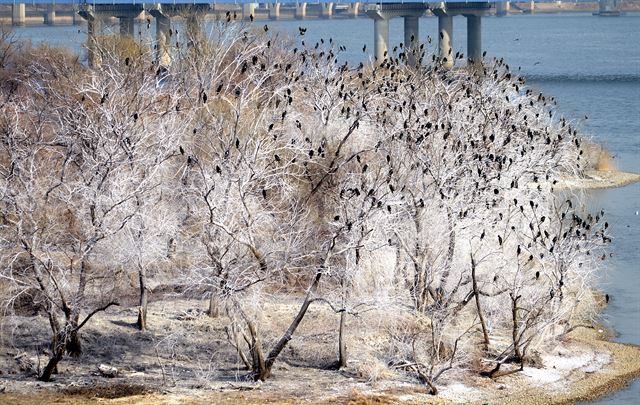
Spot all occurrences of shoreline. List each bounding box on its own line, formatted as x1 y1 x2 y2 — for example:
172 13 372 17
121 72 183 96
474 327 640 405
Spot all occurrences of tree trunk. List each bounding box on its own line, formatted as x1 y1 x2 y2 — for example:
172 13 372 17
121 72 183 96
511 294 522 362
252 337 269 381
245 315 269 380
338 309 347 368
66 322 82 357
425 379 438 395
67 260 88 357
229 298 269 379
208 291 220 318
40 345 64 382
264 271 323 374
231 326 251 370
471 253 490 352
136 265 148 330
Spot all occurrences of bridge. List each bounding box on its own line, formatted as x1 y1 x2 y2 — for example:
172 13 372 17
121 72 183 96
1 1 622 66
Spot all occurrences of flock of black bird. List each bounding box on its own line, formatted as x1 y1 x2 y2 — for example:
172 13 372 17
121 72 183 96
126 20 611 305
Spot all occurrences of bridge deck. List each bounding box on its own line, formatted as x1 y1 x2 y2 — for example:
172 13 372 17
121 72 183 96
0 0 508 5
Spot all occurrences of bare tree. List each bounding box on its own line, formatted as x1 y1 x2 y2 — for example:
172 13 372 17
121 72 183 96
0 38 185 379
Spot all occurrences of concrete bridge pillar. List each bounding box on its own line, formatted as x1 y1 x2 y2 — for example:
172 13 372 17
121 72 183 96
597 0 621 15
137 10 146 23
72 5 81 25
155 13 172 67
321 3 334 18
12 3 26 26
349 3 360 17
403 15 419 66
466 15 482 64
437 13 453 68
242 3 258 20
269 3 281 19
86 16 104 68
44 4 56 25
433 2 490 68
119 16 135 38
496 1 510 16
373 16 389 62
366 4 428 65
295 2 307 19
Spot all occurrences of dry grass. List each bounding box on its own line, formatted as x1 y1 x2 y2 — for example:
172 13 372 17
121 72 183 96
63 383 150 399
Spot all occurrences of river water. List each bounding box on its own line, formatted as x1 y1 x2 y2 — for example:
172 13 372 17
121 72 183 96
11 11 640 403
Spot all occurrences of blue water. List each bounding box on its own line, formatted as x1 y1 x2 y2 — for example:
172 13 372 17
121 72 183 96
11 11 640 403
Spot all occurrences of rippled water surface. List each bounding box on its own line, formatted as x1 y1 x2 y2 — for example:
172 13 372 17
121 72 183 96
12 11 640 403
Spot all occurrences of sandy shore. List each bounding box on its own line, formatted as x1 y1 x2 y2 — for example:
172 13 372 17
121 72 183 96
474 327 640 405
556 169 640 191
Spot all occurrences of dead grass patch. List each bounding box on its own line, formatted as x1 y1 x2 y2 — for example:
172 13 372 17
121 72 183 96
62 382 150 399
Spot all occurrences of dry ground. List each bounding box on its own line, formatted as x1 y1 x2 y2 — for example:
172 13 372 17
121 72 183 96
1 296 640 404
